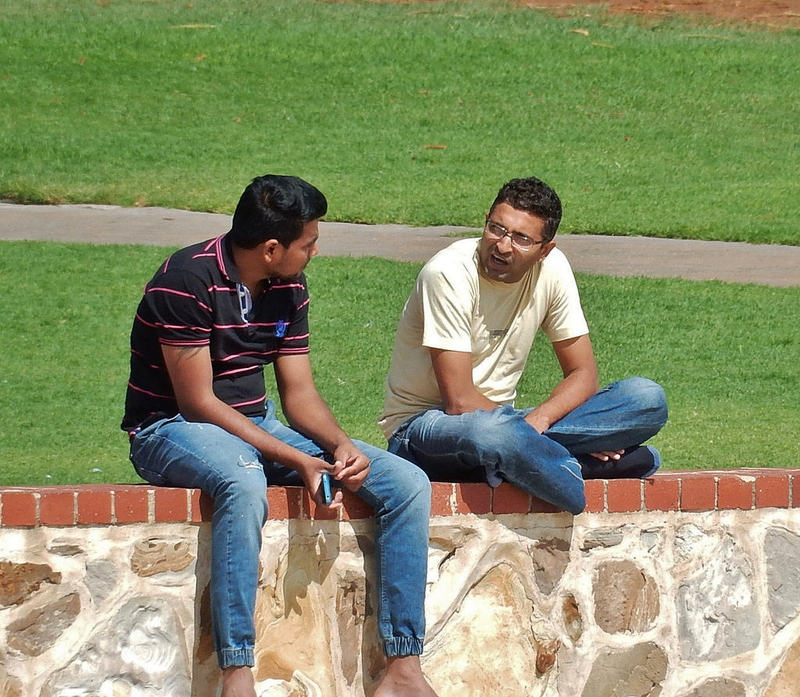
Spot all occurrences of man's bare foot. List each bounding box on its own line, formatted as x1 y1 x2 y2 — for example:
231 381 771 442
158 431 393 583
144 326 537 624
373 655 438 697
221 666 256 697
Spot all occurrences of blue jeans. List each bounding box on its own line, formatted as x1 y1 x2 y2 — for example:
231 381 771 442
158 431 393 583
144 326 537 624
388 377 667 515
129 401 431 669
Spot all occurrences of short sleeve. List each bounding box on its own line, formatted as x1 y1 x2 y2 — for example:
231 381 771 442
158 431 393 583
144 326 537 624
539 254 589 342
141 270 213 347
418 255 476 353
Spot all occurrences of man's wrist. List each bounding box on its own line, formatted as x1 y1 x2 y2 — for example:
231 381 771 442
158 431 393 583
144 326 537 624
525 408 553 434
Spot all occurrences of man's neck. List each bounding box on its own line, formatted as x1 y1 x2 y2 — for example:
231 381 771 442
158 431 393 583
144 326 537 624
231 244 269 295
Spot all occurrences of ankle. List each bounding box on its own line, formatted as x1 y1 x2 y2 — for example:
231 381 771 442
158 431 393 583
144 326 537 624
374 655 438 697
221 666 255 697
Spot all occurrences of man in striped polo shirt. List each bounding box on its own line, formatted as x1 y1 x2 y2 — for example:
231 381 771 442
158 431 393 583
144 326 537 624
122 175 438 697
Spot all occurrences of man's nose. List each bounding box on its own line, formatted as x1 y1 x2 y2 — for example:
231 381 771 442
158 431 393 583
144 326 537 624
495 233 514 253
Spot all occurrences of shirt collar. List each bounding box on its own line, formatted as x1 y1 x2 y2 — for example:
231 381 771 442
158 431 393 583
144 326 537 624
216 232 241 284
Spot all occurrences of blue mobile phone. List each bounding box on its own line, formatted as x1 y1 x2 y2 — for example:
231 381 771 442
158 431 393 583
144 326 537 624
321 472 333 504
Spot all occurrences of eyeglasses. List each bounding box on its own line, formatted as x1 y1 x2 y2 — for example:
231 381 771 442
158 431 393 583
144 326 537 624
484 220 546 251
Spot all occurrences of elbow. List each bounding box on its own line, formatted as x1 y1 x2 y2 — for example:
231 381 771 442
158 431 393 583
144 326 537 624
583 366 600 396
442 395 486 416
175 395 218 423
443 402 470 416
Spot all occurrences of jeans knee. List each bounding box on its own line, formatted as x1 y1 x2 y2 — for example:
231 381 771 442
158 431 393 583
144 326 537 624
399 465 432 515
462 407 522 456
213 467 268 525
617 377 667 424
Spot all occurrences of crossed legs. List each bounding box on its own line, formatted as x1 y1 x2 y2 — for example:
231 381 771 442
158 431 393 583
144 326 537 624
389 377 668 514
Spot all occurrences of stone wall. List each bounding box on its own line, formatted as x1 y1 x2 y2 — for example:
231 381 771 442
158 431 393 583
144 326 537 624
2 469 800 697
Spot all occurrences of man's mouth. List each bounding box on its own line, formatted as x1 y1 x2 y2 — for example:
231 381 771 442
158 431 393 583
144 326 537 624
489 250 511 267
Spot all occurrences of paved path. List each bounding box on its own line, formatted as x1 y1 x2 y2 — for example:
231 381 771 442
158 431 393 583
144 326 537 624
1 202 798 287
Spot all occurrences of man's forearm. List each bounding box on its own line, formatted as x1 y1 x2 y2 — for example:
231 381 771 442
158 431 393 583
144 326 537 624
281 386 353 454
180 394 315 472
429 347 499 415
525 367 598 433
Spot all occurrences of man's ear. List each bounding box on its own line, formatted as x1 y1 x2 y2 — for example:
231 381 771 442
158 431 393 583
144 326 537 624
262 239 281 261
540 240 557 259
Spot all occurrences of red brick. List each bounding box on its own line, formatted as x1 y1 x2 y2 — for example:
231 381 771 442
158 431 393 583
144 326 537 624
282 487 305 519
114 486 150 524
492 483 531 514
40 489 76 526
644 475 680 512
77 487 113 524
454 483 491 515
341 490 374 520
1 490 38 527
431 483 455 516
680 474 716 511
266 487 290 519
154 488 188 522
717 474 754 510
190 490 214 523
530 497 561 513
607 479 642 513
756 472 790 509
583 480 605 513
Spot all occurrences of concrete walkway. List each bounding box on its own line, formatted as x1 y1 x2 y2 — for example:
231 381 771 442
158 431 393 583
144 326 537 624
1 202 798 287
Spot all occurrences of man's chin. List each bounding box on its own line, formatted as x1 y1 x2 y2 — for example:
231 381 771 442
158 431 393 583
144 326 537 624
480 262 514 283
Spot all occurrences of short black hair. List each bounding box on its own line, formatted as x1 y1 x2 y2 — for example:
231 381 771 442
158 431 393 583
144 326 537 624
490 177 562 242
230 174 327 249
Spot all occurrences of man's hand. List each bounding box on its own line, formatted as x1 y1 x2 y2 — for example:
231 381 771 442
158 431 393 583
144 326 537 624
275 354 370 494
297 455 345 509
331 442 370 492
524 408 551 434
588 449 625 462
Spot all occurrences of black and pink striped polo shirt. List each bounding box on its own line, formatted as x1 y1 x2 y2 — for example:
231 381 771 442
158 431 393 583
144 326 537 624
121 233 310 432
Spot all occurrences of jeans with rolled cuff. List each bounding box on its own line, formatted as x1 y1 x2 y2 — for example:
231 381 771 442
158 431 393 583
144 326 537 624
130 401 431 669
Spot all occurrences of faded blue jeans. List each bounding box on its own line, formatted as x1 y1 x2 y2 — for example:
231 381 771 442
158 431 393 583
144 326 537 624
129 401 431 669
388 377 667 515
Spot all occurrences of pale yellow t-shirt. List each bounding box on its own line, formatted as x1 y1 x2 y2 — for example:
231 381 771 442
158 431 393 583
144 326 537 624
378 238 589 438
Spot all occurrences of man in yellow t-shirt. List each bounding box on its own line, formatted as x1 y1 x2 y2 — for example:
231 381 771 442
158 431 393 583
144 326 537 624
379 177 667 514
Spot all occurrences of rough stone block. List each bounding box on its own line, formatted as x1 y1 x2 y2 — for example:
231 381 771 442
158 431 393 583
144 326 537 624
680 677 747 697
594 560 659 634
130 536 195 578
766 526 800 630
580 642 667 697
7 593 80 657
0 561 61 607
677 535 759 660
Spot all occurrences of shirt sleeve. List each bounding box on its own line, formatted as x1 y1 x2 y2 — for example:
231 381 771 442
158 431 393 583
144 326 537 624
418 254 475 353
140 269 214 347
539 254 589 342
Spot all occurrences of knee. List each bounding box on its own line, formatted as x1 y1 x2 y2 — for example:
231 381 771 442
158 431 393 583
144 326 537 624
617 377 668 425
373 457 432 517
212 463 268 523
462 406 523 454
402 464 432 512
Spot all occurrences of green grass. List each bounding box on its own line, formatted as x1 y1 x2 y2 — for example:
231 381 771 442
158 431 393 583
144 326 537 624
1 0 798 244
1 241 798 485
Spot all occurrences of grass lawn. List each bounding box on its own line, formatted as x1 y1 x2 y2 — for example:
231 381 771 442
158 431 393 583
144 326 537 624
1 0 798 244
0 241 797 486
